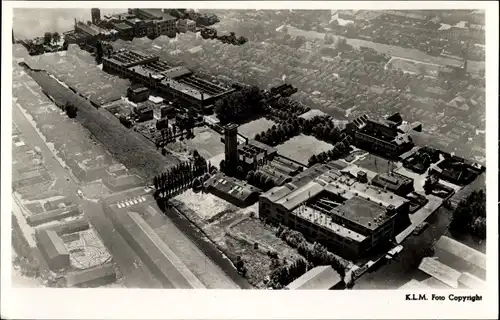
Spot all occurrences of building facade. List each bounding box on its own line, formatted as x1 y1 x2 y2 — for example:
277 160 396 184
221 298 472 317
259 162 410 259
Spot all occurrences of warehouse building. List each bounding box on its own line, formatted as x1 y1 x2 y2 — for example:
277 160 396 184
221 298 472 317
347 113 420 158
103 49 235 110
27 204 81 227
130 9 177 36
204 172 262 207
260 161 411 259
36 229 70 271
371 172 414 196
64 264 117 288
102 192 206 288
285 266 344 290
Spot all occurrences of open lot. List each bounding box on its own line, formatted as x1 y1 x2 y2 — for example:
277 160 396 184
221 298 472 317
174 189 235 221
238 118 276 138
276 134 334 164
354 153 395 174
80 181 113 200
172 192 306 288
184 126 225 160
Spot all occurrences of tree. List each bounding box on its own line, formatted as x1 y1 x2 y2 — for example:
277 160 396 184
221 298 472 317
43 32 53 45
52 32 61 44
449 189 486 240
64 102 77 118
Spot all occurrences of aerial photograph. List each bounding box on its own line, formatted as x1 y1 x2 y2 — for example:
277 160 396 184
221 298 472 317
11 7 487 290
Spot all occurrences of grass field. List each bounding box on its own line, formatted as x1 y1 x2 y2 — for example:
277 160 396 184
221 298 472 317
276 134 334 164
238 118 276 138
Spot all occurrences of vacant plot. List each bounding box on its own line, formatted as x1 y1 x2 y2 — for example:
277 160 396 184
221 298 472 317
80 181 113 200
230 217 303 263
238 118 276 138
185 126 224 160
355 153 393 174
23 202 45 216
276 134 334 164
174 189 235 221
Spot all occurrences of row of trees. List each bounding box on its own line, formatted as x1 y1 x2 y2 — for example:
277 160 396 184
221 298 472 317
275 226 349 278
43 31 61 45
214 86 264 124
245 170 276 191
153 152 211 197
268 258 309 289
308 137 352 166
449 189 486 240
255 120 302 146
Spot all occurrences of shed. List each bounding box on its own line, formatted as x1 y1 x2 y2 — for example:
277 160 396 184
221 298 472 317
35 229 70 271
286 266 343 290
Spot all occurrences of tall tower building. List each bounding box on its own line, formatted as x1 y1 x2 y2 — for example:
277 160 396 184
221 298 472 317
91 8 101 25
224 123 239 174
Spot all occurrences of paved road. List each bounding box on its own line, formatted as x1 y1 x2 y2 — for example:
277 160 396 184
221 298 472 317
13 104 161 288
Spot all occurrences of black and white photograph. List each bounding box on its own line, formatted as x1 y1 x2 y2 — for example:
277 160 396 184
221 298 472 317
2 1 498 319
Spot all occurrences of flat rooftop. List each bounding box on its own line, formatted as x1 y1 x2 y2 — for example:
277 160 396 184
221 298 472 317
333 196 392 231
293 206 366 242
137 8 176 21
105 50 158 67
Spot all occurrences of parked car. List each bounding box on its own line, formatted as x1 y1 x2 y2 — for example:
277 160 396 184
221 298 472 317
413 222 429 236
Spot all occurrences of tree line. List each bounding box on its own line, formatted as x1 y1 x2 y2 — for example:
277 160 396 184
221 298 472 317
449 189 486 240
153 151 211 198
275 226 349 278
43 32 61 45
267 257 310 289
308 136 352 166
214 85 264 124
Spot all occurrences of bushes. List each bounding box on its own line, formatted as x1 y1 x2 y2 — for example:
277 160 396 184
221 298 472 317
268 258 309 289
276 226 348 278
449 189 486 240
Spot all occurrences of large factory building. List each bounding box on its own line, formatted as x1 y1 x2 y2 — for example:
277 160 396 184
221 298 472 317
259 161 411 260
102 49 235 111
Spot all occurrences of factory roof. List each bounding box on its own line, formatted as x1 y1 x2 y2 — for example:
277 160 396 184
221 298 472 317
159 78 211 100
105 49 158 68
418 257 461 289
137 8 176 21
332 196 393 231
371 172 413 192
76 22 101 36
286 266 342 290
65 264 116 287
161 66 192 79
457 272 486 289
205 172 261 203
294 206 366 242
36 229 69 261
434 236 486 274
114 22 133 31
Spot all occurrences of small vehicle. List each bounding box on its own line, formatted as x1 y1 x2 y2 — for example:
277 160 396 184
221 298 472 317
413 222 429 236
77 190 84 198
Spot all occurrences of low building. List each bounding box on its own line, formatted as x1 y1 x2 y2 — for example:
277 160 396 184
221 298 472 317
134 104 154 122
64 264 117 288
73 157 109 182
205 172 262 207
285 265 344 290
113 22 134 39
260 161 410 259
371 172 414 196
35 229 70 271
237 139 278 171
347 113 417 158
127 84 150 102
177 19 196 33
105 174 144 191
27 205 81 227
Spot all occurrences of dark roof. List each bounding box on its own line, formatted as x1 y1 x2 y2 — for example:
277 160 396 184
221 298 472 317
205 172 261 202
286 266 342 290
371 172 413 192
138 8 176 21
65 264 116 287
331 196 391 231
36 229 69 260
114 22 133 31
